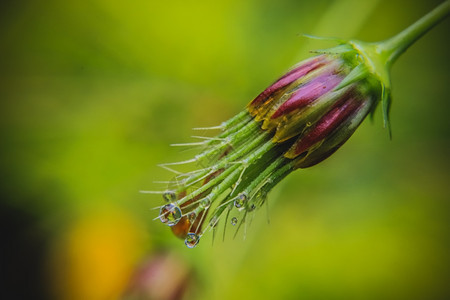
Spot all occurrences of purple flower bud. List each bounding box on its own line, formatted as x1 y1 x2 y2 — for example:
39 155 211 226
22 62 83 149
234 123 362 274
247 52 376 168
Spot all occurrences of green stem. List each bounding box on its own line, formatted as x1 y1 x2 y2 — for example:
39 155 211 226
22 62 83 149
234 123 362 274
379 0 450 65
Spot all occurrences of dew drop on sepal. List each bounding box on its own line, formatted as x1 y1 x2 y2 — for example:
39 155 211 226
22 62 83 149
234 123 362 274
185 233 200 248
209 215 219 227
200 197 211 209
188 212 197 223
159 203 182 226
162 191 177 202
247 204 256 212
234 192 247 210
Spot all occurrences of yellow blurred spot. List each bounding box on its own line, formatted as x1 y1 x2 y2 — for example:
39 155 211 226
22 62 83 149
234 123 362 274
49 208 145 300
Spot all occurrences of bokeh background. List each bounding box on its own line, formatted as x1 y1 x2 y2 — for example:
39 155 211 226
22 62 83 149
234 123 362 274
1 0 449 299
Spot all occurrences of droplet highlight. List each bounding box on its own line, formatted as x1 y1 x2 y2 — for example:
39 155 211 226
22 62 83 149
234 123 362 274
234 192 247 211
159 203 182 226
231 217 238 226
209 215 219 227
163 190 177 202
188 212 197 223
200 197 211 209
247 203 256 212
185 233 200 248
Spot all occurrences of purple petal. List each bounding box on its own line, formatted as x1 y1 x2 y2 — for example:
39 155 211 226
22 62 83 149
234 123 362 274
292 95 361 156
271 73 342 119
249 55 329 108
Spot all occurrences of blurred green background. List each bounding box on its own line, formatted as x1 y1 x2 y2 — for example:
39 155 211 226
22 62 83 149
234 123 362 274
1 0 449 299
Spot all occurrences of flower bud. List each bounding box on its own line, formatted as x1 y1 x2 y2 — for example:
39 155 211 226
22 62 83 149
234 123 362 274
152 45 383 247
248 48 378 168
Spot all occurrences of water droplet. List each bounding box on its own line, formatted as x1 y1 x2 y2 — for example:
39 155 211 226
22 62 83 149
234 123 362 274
185 233 200 248
163 191 176 202
209 215 219 227
231 217 238 226
247 204 256 212
234 193 247 211
200 197 211 209
306 122 312 127
159 203 182 226
188 212 197 223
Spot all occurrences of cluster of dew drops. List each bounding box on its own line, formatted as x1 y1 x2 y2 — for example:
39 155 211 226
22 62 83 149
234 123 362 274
158 187 261 248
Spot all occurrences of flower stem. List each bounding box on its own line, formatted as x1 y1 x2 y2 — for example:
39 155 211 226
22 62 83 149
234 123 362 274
379 0 450 65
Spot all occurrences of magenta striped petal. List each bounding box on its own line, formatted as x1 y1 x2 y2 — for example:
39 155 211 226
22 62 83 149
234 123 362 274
292 96 361 156
249 55 329 108
271 73 343 119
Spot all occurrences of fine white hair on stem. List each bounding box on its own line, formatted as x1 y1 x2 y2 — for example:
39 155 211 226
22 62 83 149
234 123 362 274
192 125 224 131
230 165 247 196
139 190 166 194
153 180 179 184
191 136 226 141
170 141 206 147
157 164 183 175
158 158 197 166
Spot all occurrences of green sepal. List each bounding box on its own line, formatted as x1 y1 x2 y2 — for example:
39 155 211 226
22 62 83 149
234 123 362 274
369 97 380 123
381 83 392 139
302 34 347 43
310 44 354 55
334 63 368 91
347 39 395 139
